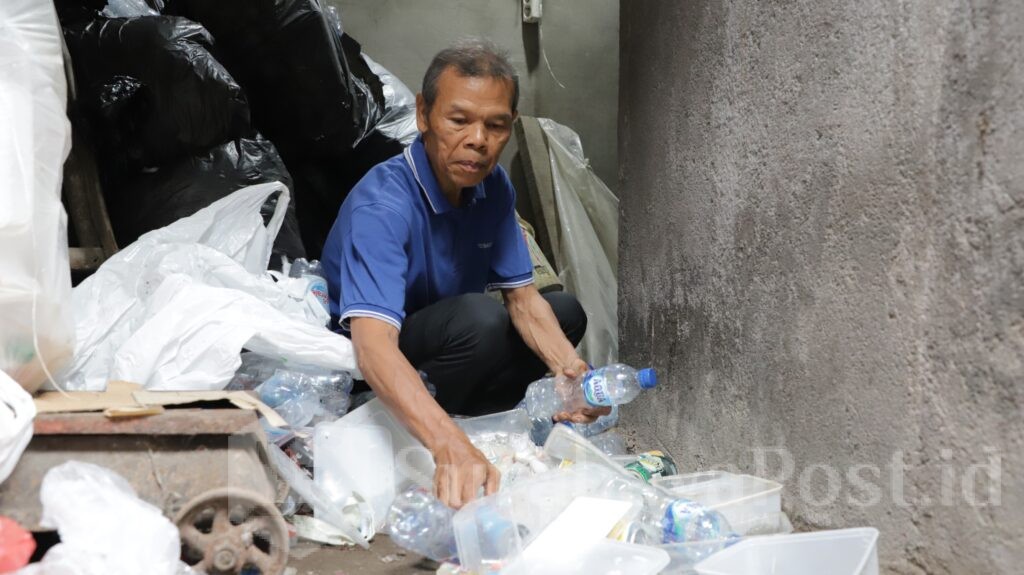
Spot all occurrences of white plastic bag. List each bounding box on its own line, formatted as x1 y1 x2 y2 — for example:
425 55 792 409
538 119 619 366
25 461 183 575
0 0 75 393
61 182 358 391
0 370 35 484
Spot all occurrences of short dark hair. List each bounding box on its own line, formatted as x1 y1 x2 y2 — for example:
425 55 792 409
422 38 520 113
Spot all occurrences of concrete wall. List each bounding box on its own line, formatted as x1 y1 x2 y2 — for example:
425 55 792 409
618 1 1023 573
329 0 620 190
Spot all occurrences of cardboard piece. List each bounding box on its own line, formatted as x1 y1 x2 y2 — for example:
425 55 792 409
34 381 288 427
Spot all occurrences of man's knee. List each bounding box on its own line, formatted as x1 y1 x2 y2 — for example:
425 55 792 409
448 293 510 345
543 291 587 346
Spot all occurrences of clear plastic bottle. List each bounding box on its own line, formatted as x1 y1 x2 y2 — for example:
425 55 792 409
523 364 657 422
595 475 734 545
289 257 330 313
386 488 458 562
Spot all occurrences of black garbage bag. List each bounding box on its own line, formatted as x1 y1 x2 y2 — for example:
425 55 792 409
63 15 250 168
106 137 306 267
289 131 406 257
162 0 384 160
54 0 106 26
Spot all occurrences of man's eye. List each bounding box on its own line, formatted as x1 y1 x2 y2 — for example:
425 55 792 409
488 123 508 131
451 117 468 125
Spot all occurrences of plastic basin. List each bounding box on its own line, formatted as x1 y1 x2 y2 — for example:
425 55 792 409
694 528 880 575
653 471 782 535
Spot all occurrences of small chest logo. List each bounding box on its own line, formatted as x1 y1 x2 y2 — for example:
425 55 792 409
478 242 493 249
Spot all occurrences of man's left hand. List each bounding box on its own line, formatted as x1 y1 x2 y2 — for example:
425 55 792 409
552 356 612 424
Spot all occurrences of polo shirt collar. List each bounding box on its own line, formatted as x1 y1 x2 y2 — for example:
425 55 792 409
405 135 486 214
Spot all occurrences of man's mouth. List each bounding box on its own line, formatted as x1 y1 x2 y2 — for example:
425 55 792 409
455 160 485 173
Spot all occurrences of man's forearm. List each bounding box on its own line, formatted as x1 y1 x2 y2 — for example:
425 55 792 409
504 286 579 373
350 318 463 450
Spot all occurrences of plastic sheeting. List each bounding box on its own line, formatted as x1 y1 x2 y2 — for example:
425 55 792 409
60 182 358 391
538 119 619 366
0 0 76 392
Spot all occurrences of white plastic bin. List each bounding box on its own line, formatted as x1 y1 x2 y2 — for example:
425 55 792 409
543 424 634 479
658 512 794 574
504 539 671 575
694 528 880 575
653 471 782 535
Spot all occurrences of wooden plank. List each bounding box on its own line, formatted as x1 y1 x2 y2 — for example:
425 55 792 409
68 247 104 271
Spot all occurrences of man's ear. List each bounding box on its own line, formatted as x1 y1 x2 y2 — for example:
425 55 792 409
415 93 429 134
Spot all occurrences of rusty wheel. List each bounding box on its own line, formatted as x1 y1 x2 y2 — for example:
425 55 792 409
175 488 289 575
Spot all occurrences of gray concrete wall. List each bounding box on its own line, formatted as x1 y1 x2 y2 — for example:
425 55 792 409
329 0 620 190
618 1 1023 573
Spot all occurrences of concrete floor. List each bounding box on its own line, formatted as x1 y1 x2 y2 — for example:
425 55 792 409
287 535 438 575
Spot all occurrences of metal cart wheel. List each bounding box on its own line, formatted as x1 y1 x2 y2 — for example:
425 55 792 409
175 488 289 575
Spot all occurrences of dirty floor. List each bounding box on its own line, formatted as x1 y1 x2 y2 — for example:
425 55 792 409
287 535 438 575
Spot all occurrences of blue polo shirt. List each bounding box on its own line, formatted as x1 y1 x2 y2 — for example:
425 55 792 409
321 135 534 333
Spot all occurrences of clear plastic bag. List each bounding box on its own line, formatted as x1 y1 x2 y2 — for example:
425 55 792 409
30 461 184 575
538 119 620 366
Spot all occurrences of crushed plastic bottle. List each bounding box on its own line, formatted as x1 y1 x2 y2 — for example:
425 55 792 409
234 353 354 427
386 488 458 562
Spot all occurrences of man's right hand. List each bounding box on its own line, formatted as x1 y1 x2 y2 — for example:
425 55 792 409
350 317 500 508
431 431 500 509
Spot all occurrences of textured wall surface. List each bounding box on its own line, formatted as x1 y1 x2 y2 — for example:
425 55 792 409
329 0 620 190
618 1 1023 573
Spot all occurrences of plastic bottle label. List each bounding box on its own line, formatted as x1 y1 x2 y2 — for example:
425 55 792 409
306 276 329 310
582 371 614 406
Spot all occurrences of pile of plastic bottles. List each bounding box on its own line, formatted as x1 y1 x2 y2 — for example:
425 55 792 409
384 363 726 570
229 352 354 428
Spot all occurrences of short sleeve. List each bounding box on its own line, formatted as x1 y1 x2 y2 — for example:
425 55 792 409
338 204 410 331
486 173 534 290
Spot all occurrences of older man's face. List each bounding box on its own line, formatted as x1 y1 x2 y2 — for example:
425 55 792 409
416 67 516 198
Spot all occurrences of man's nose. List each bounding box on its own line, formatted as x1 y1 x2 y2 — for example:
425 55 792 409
465 122 487 151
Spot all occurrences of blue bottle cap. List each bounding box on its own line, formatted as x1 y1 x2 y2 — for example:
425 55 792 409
638 368 658 389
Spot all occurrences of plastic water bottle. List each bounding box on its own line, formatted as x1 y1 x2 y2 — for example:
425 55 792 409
659 498 736 544
386 488 458 562
596 475 734 545
523 364 657 422
289 258 330 314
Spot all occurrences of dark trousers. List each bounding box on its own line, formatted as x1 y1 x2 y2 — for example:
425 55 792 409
395 292 587 416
